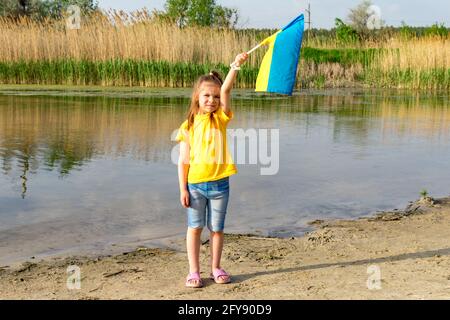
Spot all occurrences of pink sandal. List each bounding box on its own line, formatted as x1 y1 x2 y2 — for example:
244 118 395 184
185 272 203 288
210 268 231 284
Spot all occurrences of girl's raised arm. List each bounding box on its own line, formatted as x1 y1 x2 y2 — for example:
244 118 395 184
221 53 248 116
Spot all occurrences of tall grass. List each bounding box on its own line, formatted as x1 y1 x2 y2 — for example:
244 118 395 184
0 11 448 90
366 38 450 89
0 12 266 67
0 60 260 87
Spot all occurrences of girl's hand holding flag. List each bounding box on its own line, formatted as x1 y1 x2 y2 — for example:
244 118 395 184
230 52 249 70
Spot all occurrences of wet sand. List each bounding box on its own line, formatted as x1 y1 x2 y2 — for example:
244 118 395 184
1 196 449 299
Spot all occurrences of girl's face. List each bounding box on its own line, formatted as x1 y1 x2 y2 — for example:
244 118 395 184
198 82 221 114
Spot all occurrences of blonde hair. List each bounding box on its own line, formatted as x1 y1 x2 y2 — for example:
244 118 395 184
186 71 223 130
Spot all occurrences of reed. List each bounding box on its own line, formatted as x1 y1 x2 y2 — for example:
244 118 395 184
366 37 450 89
0 59 259 87
0 10 448 90
0 12 266 67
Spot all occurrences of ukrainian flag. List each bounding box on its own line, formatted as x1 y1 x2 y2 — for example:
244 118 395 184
255 14 304 95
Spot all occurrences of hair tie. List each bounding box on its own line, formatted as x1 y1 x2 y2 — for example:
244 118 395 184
209 72 214 76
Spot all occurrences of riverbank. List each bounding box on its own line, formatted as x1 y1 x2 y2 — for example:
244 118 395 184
1 195 449 299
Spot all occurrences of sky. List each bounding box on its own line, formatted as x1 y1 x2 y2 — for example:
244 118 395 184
96 0 450 29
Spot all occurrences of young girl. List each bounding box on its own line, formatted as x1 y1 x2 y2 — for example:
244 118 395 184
176 52 248 288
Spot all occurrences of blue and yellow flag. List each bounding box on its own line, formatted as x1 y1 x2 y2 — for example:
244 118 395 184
255 14 304 95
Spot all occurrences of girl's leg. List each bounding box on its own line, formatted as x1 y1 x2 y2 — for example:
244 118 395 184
206 178 230 281
209 230 224 271
209 230 230 283
185 183 207 287
187 227 203 274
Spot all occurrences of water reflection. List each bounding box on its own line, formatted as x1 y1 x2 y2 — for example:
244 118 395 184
1 91 448 196
0 89 449 264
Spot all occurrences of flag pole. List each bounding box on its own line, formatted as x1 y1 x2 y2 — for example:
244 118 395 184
246 43 263 55
230 43 263 69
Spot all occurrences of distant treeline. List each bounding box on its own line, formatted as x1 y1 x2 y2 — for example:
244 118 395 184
237 24 450 42
311 25 448 38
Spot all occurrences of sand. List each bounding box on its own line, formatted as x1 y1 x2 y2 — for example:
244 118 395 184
1 196 449 300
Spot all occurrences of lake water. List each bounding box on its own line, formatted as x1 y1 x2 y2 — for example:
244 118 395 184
1 87 449 265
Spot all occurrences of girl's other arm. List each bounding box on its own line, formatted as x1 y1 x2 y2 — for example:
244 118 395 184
178 140 190 208
221 53 248 116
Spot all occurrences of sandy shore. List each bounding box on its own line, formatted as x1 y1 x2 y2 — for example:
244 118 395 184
1 196 449 300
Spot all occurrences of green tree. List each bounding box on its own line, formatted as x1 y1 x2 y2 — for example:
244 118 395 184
42 0 98 19
0 0 98 19
163 0 238 28
187 0 214 27
0 0 44 19
164 0 189 27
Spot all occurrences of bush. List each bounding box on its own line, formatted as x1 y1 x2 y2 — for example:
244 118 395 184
335 18 360 44
425 23 448 38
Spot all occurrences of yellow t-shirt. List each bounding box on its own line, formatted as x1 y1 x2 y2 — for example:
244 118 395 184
176 108 237 183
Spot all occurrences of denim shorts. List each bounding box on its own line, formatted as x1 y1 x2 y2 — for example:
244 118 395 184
187 177 230 232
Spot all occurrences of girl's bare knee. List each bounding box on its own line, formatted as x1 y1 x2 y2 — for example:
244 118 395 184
188 227 203 234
